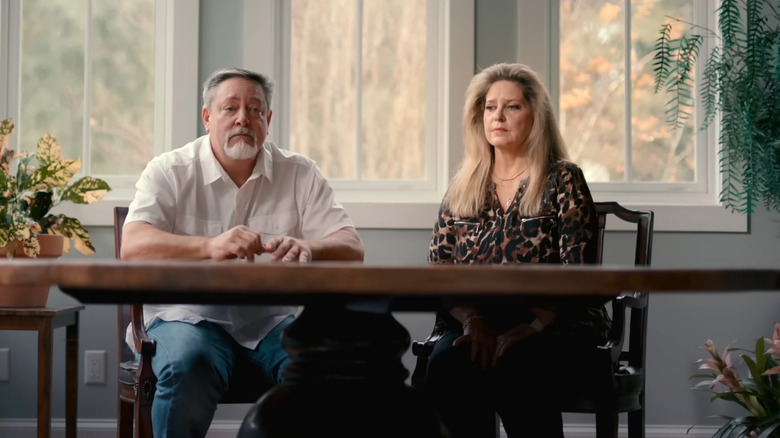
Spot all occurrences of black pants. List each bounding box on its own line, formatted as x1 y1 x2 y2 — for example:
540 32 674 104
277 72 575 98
424 330 566 438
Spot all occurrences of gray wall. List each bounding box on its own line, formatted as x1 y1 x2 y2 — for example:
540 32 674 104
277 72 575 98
2 0 780 431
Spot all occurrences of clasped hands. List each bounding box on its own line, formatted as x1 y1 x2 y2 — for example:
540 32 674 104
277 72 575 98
208 225 311 263
453 318 536 370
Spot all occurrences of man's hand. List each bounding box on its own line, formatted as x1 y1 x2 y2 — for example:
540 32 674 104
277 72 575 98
263 236 313 263
207 225 264 261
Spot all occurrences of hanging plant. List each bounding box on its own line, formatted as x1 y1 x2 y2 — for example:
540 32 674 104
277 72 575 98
652 0 780 214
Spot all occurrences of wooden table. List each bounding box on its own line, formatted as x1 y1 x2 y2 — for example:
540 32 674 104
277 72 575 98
33 260 780 437
43 259 780 302
0 305 83 438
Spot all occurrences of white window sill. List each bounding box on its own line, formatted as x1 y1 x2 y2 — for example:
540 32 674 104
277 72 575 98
343 202 747 232
58 197 747 233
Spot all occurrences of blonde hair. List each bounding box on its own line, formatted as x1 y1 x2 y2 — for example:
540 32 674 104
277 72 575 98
444 63 570 217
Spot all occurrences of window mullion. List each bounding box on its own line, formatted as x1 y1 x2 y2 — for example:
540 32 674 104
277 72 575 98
623 0 632 183
83 0 93 175
355 0 363 181
2 0 21 148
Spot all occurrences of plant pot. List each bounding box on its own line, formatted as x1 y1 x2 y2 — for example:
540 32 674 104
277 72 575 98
0 234 65 259
0 234 64 307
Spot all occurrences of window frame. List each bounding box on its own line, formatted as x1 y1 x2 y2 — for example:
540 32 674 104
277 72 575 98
518 0 746 232
0 0 199 226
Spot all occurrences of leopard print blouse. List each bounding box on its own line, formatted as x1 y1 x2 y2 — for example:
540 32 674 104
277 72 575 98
428 160 610 341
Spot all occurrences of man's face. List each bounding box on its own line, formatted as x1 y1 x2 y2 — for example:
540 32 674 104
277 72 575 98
202 77 273 161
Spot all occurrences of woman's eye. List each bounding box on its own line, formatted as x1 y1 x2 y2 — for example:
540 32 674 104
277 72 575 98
485 105 496 111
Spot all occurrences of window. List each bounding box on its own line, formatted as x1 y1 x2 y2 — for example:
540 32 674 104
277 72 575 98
19 1 736 231
251 0 743 231
244 0 474 228
519 0 745 232
0 0 198 225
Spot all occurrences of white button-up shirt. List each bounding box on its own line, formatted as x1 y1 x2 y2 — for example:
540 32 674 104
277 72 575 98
125 135 356 350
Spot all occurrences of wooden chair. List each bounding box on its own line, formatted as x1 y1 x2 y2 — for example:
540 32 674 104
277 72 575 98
113 206 273 438
114 206 155 438
410 201 654 438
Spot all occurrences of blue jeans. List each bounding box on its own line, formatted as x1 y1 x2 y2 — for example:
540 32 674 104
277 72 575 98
144 315 293 438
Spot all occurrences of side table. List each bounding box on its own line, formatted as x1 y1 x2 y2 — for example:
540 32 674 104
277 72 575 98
0 305 84 438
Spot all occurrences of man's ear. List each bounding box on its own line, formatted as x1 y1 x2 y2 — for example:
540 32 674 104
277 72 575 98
266 110 273 126
202 107 210 132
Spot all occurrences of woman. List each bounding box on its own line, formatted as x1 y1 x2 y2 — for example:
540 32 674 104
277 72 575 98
425 63 610 437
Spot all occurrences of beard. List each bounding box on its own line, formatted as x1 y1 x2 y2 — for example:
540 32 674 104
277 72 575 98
224 128 259 160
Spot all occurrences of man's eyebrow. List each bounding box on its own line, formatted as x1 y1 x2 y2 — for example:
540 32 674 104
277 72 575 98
221 95 266 106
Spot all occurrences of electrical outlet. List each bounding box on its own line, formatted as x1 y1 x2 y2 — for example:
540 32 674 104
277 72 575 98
84 350 106 385
0 348 9 381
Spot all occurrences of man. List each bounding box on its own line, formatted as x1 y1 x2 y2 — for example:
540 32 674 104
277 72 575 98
121 67 364 438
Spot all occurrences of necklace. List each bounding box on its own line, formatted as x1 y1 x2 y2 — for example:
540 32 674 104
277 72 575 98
494 168 526 181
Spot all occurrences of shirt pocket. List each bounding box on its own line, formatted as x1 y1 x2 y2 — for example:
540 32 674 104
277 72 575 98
451 219 482 263
514 214 557 262
247 212 300 241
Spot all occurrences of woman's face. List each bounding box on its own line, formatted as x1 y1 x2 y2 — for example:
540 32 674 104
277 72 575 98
482 80 533 151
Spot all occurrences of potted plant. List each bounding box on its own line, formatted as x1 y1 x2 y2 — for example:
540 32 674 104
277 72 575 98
652 0 780 214
690 323 780 437
0 117 111 258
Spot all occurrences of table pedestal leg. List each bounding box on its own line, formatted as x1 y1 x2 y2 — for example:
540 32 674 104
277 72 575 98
238 304 445 438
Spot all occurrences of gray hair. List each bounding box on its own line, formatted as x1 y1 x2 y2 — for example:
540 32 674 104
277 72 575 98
202 67 274 111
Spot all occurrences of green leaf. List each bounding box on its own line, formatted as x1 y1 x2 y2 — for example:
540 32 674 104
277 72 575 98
35 134 63 166
59 177 111 204
652 23 674 93
48 215 95 255
25 158 80 191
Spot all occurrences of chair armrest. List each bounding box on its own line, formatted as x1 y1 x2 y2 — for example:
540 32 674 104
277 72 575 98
411 331 443 358
411 329 446 389
598 293 647 364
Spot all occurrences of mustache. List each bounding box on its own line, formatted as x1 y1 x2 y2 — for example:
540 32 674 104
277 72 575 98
227 127 257 143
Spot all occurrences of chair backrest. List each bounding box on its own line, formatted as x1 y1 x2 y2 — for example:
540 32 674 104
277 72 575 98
114 206 134 364
593 201 653 367
593 201 653 266
568 201 653 438
595 202 654 362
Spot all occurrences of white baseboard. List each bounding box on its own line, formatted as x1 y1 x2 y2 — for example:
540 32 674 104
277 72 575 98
0 419 243 438
0 419 720 438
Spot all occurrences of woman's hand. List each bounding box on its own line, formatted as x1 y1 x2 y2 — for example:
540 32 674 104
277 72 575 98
453 315 499 370
492 325 535 367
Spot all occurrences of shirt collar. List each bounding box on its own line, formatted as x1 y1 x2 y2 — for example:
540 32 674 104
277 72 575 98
199 135 275 184
255 141 274 183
